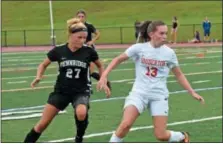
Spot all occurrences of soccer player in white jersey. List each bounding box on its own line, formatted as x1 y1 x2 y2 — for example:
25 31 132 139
97 20 205 143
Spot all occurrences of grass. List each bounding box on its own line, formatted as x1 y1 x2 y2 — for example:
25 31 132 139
1 46 222 142
1 1 222 46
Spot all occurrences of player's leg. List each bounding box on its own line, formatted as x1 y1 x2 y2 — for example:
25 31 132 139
204 31 207 41
109 94 145 142
170 28 175 43
72 93 90 142
174 29 177 43
24 92 69 142
170 29 173 42
207 31 210 41
150 98 189 142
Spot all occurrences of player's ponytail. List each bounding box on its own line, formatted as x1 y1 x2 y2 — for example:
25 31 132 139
138 20 152 42
67 18 86 35
138 20 166 43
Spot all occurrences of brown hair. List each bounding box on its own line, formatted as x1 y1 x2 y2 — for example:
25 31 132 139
67 18 86 35
173 16 177 21
138 20 166 42
76 9 86 16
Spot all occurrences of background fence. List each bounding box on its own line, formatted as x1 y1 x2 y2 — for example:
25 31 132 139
1 23 222 47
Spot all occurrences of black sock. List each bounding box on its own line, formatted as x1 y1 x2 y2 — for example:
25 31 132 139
90 72 100 81
75 114 89 142
24 128 41 143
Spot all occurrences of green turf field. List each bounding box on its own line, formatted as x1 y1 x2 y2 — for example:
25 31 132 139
1 46 222 142
2 1 222 46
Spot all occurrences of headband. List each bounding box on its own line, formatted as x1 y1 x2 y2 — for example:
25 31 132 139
71 28 87 33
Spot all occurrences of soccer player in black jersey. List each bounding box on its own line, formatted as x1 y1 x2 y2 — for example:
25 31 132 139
76 9 112 91
23 18 111 143
170 16 178 44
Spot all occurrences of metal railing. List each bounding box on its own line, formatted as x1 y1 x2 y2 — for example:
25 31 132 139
1 23 222 47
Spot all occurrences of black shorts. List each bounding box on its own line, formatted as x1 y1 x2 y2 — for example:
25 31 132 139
47 92 90 111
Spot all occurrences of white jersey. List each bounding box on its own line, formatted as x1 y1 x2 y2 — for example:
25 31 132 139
125 42 179 99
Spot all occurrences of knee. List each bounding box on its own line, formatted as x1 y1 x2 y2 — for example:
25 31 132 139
75 105 87 121
154 129 168 141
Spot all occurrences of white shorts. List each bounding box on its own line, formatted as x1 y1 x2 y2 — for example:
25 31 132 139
123 91 169 116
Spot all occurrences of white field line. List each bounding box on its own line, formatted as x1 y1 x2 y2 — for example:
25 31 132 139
1 110 43 116
1 65 133 72
1 55 222 72
2 50 222 61
192 80 211 84
2 52 122 60
48 115 222 142
3 55 120 62
2 51 48 55
2 57 222 68
2 70 222 92
7 81 27 84
2 54 222 64
183 55 221 59
174 48 221 53
5 58 48 62
2 51 123 56
1 60 131 67
0 48 196 55
206 51 222 53
168 80 177 83
128 80 212 85
3 74 55 80
2 59 222 80
7 79 136 85
128 80 178 84
180 62 210 66
2 61 213 72
2 86 222 113
2 62 44 67
1 111 67 121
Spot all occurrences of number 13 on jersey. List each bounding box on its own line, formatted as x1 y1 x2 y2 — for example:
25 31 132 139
146 66 158 77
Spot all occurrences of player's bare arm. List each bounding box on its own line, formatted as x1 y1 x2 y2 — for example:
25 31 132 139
31 58 51 88
93 59 111 97
87 30 100 46
171 66 205 104
93 59 104 76
97 53 129 91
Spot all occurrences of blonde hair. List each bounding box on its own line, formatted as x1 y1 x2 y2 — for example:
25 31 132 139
67 18 86 34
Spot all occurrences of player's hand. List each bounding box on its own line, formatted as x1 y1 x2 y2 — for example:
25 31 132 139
103 85 111 98
97 76 107 91
191 92 205 104
31 77 42 88
86 41 94 46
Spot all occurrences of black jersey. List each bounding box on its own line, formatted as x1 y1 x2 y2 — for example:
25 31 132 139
84 22 96 42
47 43 99 95
172 21 178 29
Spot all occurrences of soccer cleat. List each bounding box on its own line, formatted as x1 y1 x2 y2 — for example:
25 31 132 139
75 136 83 143
107 81 112 91
180 132 190 143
